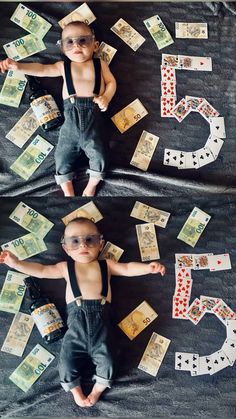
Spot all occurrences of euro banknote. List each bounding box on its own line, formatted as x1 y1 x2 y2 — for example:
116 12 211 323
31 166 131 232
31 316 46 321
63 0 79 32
58 3 96 28
143 15 174 50
3 34 46 61
118 300 158 340
177 207 211 247
10 3 52 39
0 270 28 314
112 99 148 134
1 233 47 260
62 201 103 225
0 70 27 108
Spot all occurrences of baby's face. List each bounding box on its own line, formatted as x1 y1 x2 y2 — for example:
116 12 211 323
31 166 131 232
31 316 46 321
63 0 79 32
61 24 98 63
62 221 104 263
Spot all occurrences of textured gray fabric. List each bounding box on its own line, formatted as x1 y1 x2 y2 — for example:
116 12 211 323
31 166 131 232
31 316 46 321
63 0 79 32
0 2 236 196
0 195 235 417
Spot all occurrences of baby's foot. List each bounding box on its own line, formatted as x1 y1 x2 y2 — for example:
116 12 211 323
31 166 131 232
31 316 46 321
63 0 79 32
82 184 97 197
87 382 107 406
71 386 92 408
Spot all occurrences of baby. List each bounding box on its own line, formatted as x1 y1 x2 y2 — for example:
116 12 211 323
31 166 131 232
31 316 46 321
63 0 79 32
0 217 165 407
0 22 117 197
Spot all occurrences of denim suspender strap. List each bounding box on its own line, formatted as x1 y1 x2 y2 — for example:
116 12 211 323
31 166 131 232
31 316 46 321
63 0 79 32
98 259 108 298
92 58 101 96
67 259 82 298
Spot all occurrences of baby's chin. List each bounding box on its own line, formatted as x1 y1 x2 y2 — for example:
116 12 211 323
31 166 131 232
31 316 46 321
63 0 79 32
65 52 93 62
72 253 99 263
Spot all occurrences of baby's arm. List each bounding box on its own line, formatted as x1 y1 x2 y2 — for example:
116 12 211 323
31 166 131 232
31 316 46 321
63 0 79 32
0 250 65 279
0 57 63 77
93 60 117 111
107 259 166 277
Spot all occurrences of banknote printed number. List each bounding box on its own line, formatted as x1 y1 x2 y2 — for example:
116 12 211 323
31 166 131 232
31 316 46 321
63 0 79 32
17 80 27 91
27 209 38 218
35 152 46 164
35 362 47 375
17 284 26 296
143 317 151 325
13 38 24 47
196 223 205 233
134 114 141 121
12 238 24 247
26 11 37 19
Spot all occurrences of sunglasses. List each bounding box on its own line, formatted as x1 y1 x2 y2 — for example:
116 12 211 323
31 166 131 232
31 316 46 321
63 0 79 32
61 234 103 250
57 35 95 51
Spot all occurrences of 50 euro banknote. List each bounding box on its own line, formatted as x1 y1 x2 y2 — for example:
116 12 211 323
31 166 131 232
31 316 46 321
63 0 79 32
0 70 27 108
1 233 47 260
0 270 28 314
138 332 171 376
136 222 160 261
111 99 148 134
9 344 55 392
9 201 54 238
10 135 54 180
10 3 52 39
3 34 46 61
118 300 158 340
130 130 159 171
1 312 34 357
177 207 211 248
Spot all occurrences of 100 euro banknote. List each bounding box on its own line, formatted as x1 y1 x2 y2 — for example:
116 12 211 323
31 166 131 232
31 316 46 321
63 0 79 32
130 130 159 171
1 312 34 357
177 207 211 247
1 233 47 260
10 135 54 180
58 2 96 28
10 3 52 39
0 270 28 313
112 99 148 134
136 222 160 261
62 201 103 225
9 201 54 238
6 107 39 148
143 15 174 50
138 332 171 376
118 300 158 340
3 34 46 61
9 344 55 392
0 70 27 108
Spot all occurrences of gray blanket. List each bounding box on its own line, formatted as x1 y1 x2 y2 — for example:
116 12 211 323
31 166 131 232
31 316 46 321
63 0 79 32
0 2 236 196
0 195 235 417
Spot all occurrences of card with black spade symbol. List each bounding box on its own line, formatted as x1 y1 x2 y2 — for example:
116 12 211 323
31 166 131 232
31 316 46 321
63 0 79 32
175 352 199 372
226 319 236 342
209 349 231 374
209 117 226 139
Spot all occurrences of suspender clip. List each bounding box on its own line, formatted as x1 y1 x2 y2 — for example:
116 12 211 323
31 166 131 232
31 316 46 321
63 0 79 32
69 96 75 104
101 298 106 305
75 297 82 306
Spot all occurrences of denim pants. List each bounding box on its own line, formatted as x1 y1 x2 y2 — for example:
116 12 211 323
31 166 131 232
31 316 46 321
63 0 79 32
55 98 109 185
59 299 113 391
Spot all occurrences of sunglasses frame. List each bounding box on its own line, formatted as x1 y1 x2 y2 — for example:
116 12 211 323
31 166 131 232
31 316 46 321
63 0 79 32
61 234 103 249
56 35 95 50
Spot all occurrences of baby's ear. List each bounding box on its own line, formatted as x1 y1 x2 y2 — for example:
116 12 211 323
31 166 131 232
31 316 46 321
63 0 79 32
94 40 100 52
62 244 70 256
99 239 105 252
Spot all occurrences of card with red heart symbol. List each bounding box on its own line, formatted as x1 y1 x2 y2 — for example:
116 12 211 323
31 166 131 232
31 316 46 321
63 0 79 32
212 299 236 324
161 96 176 117
161 80 176 97
208 253 232 271
172 296 190 319
171 98 191 122
174 277 193 297
185 298 205 325
196 99 220 121
178 55 212 71
175 265 192 279
160 65 176 81
175 254 194 268
185 96 204 111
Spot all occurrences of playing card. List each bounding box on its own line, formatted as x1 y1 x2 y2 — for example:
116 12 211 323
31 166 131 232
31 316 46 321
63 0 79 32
175 254 194 268
194 355 215 376
185 298 205 325
212 300 236 324
221 338 236 366
226 319 236 342
175 265 192 279
175 352 199 372
176 151 186 169
200 296 221 313
174 276 193 298
209 349 231 374
162 54 179 68
196 99 220 121
185 96 204 111
195 147 215 167
171 98 191 122
178 55 212 71
209 117 226 139
172 296 190 319
205 134 224 159
160 65 176 81
161 96 176 118
161 80 176 97
183 152 200 169
163 149 181 167
193 253 213 270
208 253 232 271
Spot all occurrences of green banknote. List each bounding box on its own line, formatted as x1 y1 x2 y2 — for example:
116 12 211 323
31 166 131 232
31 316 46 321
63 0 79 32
9 202 54 238
1 233 47 260
177 207 211 248
3 34 46 61
0 70 27 108
10 3 52 39
0 270 28 314
10 135 54 180
143 15 174 50
9 344 55 392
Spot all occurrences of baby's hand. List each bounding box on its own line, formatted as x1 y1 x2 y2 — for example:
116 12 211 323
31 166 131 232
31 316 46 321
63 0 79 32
93 95 109 112
0 250 19 268
149 261 166 276
0 58 18 74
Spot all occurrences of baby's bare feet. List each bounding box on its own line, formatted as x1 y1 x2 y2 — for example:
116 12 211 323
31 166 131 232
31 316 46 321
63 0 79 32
87 382 107 406
71 386 92 408
82 177 101 197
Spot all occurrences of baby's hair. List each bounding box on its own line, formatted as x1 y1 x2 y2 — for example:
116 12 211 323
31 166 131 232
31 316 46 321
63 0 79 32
65 217 101 234
61 21 95 38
